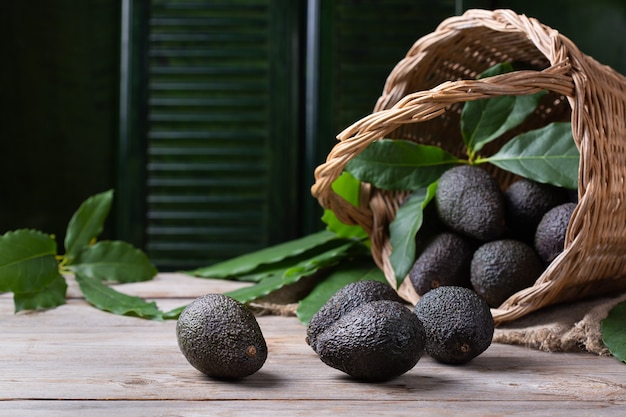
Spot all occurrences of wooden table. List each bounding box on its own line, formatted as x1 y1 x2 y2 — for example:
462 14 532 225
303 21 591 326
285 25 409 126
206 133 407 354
2 273 625 416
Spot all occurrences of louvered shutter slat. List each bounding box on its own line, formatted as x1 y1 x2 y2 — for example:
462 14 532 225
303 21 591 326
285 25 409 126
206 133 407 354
144 0 296 270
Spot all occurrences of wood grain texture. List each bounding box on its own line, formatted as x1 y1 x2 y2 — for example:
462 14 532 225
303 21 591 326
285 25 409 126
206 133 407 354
1 400 625 417
1 273 625 416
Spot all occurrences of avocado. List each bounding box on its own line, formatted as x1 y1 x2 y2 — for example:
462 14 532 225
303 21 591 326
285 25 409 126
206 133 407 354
306 280 402 351
314 300 426 381
176 293 267 379
435 165 506 241
470 239 544 308
534 202 576 263
413 286 494 364
504 178 569 243
409 232 476 295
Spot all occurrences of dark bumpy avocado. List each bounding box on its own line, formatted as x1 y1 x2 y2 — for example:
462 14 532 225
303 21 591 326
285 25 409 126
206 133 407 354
409 232 476 295
534 202 576 263
435 165 506 241
314 300 426 381
470 239 544 308
413 286 494 364
176 293 267 379
504 178 569 243
306 280 402 351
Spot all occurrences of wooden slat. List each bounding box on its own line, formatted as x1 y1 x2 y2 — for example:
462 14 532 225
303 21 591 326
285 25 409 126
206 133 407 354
1 400 625 417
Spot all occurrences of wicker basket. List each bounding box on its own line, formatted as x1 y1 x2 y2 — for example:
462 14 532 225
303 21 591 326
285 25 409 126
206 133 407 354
311 9 626 325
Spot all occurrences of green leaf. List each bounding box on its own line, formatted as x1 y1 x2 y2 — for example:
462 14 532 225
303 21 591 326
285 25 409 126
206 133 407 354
462 95 515 152
462 92 545 155
230 259 306 283
486 122 579 189
225 240 362 304
66 241 158 283
462 62 545 155
321 172 369 240
345 139 459 191
282 240 368 279
0 229 60 293
75 273 164 320
331 171 361 206
478 62 514 78
64 189 114 262
13 274 68 313
223 239 361 283
223 274 294 305
296 258 386 325
190 230 339 279
321 210 369 241
162 305 186 320
601 299 626 363
388 182 438 286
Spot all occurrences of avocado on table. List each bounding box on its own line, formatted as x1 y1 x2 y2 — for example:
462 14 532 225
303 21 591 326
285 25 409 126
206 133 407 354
414 286 494 364
314 299 426 381
176 293 268 379
306 280 402 350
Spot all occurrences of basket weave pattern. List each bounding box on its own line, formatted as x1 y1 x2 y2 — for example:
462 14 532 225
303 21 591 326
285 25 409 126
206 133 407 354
311 9 626 324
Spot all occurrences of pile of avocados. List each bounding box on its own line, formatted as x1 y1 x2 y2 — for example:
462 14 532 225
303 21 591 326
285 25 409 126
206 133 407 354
306 280 425 381
307 280 493 380
411 165 576 308
175 165 576 382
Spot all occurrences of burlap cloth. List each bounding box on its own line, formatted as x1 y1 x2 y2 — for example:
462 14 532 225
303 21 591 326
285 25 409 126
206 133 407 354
493 292 626 355
252 275 626 356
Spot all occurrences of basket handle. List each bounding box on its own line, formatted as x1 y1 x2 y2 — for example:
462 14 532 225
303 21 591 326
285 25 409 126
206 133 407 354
311 60 575 231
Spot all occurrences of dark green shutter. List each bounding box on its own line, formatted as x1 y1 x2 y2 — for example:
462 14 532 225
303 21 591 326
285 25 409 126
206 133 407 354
119 0 302 270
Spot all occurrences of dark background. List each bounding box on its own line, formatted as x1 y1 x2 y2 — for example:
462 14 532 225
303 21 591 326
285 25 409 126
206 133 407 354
1 0 625 270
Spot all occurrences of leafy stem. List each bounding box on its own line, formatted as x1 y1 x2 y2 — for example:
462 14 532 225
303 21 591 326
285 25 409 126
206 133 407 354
0 189 163 319
472 155 490 165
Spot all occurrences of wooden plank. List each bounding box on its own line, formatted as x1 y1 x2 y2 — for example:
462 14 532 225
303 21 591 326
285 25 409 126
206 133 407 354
1 273 625 416
1 400 625 417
